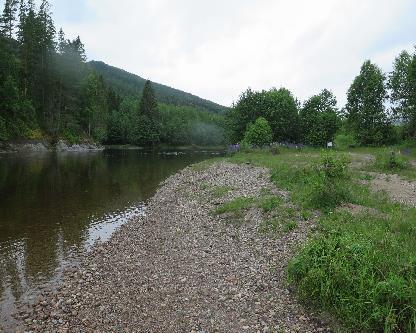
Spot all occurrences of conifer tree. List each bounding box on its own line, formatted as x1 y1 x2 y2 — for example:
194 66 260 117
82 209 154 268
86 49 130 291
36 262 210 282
1 0 18 38
139 80 158 117
135 80 161 145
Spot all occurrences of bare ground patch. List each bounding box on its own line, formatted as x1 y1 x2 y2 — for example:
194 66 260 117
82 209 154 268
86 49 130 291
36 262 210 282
365 172 416 207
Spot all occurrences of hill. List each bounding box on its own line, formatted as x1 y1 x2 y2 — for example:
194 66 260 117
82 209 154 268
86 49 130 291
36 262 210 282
88 61 227 114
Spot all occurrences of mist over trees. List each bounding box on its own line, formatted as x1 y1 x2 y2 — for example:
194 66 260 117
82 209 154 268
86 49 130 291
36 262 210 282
1 0 415 149
0 0 226 146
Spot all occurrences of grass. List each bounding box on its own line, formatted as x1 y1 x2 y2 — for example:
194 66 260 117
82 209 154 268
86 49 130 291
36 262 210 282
210 185 233 198
213 196 255 223
288 207 416 332
190 157 224 171
258 195 283 212
224 149 416 332
365 149 416 181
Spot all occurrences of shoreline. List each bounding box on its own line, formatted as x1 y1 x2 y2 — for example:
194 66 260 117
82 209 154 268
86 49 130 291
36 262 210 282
0 140 104 154
15 161 330 332
0 142 226 155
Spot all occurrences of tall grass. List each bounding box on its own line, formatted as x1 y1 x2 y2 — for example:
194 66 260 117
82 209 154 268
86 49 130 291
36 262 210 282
288 208 416 332
227 150 416 332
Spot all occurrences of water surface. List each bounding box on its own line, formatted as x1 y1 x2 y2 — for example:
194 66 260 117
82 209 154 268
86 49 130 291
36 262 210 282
0 148 216 331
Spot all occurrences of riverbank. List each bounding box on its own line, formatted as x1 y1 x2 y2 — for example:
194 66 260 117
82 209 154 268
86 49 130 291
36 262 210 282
16 161 329 332
0 140 104 154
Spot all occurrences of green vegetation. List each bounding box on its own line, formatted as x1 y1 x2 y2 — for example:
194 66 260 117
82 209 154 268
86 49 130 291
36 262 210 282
210 185 232 198
258 200 299 234
288 206 416 332
228 87 299 143
334 133 357 150
345 60 394 146
300 89 340 147
227 47 416 149
373 150 410 171
226 149 416 332
89 61 226 115
258 195 282 213
0 0 226 146
243 117 273 146
363 149 416 181
213 196 255 223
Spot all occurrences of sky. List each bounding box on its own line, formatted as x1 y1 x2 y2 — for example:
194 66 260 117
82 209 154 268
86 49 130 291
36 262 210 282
26 0 416 107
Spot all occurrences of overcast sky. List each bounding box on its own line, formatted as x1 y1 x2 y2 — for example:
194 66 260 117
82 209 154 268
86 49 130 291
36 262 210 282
28 0 416 106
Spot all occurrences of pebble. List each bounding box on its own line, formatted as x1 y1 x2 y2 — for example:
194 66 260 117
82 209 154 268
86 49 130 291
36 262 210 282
18 162 328 332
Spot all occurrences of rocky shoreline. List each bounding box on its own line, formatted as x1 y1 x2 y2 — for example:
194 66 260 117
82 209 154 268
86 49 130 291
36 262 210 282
16 162 330 332
0 140 103 154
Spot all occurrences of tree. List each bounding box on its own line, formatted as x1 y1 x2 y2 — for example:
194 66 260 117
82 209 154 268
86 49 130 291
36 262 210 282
1 0 18 39
136 80 161 145
345 60 393 145
139 80 158 117
228 87 300 143
300 89 340 146
265 88 300 142
389 47 416 137
81 72 108 142
243 117 273 146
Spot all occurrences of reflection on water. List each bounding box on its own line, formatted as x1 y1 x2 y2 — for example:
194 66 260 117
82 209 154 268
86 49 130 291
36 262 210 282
0 149 214 331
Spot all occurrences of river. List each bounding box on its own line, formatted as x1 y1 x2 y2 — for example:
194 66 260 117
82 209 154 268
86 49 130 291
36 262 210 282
0 148 218 331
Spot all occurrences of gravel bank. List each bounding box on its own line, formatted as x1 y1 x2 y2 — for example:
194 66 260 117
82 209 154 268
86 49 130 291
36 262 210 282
368 172 416 207
18 162 329 332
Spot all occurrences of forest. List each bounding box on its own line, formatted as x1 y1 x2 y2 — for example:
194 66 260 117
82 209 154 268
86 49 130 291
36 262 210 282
1 0 415 149
0 0 226 147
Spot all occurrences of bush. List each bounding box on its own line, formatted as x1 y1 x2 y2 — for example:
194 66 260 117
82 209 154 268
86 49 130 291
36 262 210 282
27 129 44 140
61 128 82 145
243 117 273 147
334 133 357 150
307 152 351 209
270 143 281 155
374 151 410 171
0 116 8 141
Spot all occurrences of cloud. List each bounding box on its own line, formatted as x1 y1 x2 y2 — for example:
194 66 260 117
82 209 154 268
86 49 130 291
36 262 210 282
38 0 416 106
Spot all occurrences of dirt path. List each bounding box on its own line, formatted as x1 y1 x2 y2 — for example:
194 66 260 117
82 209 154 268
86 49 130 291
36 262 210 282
18 162 328 333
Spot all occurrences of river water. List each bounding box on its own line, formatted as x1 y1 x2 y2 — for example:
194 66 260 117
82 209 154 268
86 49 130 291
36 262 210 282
0 148 217 331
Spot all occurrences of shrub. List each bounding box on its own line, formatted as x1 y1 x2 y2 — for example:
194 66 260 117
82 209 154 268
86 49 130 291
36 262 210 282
243 117 273 147
61 128 82 145
27 129 44 140
0 116 8 141
374 151 410 171
270 143 281 155
334 133 357 150
307 152 351 209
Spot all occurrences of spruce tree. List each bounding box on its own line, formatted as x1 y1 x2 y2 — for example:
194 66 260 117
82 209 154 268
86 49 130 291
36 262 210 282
17 0 27 42
139 80 158 117
136 80 161 145
1 0 18 38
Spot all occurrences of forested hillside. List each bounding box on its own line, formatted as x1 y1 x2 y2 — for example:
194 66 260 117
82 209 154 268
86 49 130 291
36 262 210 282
0 0 226 147
89 61 226 115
